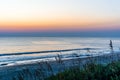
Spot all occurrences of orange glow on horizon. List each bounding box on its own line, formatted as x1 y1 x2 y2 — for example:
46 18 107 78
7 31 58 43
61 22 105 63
0 18 119 32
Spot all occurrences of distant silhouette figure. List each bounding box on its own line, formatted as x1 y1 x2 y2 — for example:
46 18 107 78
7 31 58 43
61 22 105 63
109 40 113 52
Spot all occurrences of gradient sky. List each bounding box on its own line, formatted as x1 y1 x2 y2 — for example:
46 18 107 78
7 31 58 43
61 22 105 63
0 0 120 35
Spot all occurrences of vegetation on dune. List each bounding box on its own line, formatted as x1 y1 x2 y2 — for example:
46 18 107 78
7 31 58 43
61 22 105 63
11 60 120 80
46 61 120 80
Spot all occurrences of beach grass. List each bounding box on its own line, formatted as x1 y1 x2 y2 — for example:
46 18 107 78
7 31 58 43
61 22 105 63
11 60 120 80
46 61 120 80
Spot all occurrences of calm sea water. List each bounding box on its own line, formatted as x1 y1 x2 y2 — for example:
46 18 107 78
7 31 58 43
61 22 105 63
0 37 120 53
0 37 120 66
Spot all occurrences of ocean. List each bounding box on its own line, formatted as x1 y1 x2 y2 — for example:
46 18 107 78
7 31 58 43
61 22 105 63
0 37 120 66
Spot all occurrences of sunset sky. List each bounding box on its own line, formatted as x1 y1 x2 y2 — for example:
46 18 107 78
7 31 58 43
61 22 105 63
0 0 120 36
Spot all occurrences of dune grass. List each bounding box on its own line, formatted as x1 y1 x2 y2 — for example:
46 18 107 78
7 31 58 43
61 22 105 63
46 61 120 80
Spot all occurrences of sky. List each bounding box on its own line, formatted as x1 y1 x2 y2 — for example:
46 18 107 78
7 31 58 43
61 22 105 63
0 0 120 36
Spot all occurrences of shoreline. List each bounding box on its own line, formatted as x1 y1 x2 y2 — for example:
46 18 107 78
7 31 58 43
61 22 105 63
0 48 97 56
0 47 99 67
